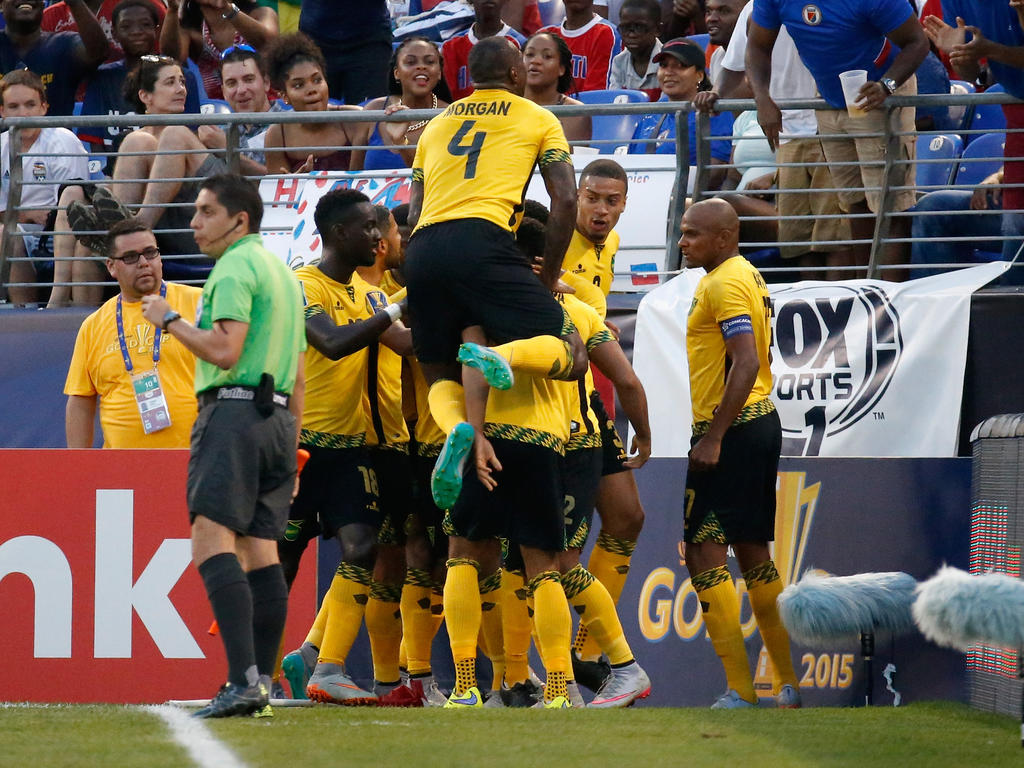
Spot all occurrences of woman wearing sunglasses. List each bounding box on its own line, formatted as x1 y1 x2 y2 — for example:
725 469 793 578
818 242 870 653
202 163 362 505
263 33 360 174
160 0 279 100
350 36 451 172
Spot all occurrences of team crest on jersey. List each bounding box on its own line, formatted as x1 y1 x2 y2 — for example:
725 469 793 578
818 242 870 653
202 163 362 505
365 290 388 313
770 284 903 456
802 4 822 24
32 161 46 181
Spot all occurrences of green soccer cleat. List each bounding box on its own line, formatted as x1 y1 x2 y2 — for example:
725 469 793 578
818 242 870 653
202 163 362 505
533 695 572 709
282 647 316 700
457 342 514 391
444 686 483 708
431 422 475 510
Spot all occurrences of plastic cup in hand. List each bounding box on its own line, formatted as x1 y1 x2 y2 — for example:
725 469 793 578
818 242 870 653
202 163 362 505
839 70 868 117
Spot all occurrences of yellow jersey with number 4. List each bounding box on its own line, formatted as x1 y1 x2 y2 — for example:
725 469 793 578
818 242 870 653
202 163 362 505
412 88 571 233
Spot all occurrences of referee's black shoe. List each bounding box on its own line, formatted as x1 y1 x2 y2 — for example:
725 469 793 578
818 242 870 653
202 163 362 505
193 681 268 718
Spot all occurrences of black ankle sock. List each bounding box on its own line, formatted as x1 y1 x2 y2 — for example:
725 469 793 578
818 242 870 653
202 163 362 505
247 563 289 678
198 553 255 688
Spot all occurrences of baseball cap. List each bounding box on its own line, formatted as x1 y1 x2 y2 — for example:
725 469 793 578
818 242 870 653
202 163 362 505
652 38 707 70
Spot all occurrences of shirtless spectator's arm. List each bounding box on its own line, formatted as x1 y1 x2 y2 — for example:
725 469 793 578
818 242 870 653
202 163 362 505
160 0 191 63
67 0 110 67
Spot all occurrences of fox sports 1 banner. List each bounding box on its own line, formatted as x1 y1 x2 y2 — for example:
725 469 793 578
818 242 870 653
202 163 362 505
632 262 1011 458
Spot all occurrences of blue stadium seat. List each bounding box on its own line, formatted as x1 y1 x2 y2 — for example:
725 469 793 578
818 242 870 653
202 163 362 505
184 58 208 102
538 0 565 27
965 84 1006 145
947 80 974 134
199 99 232 114
915 133 963 190
686 33 710 52
954 132 1005 187
575 89 650 154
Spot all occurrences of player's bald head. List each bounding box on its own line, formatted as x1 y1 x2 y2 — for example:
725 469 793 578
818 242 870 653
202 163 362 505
684 198 739 235
468 36 522 86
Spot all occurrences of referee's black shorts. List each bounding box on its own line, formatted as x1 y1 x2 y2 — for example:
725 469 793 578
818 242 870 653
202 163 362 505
683 409 782 545
404 218 572 366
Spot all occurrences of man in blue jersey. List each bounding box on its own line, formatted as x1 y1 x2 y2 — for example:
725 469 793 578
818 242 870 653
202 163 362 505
746 0 928 273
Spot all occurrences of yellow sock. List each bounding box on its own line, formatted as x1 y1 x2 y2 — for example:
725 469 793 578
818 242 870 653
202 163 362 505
575 532 637 661
305 593 330 649
744 561 798 688
431 587 445 633
501 569 531 686
400 571 436 676
693 566 755 703
529 571 571 702
492 335 574 380
366 581 403 684
478 569 505 691
426 379 467 435
444 559 481 695
318 562 372 665
562 564 632 666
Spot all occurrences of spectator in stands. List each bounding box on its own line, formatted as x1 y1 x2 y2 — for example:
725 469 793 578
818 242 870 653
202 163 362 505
634 38 732 189
78 0 202 175
523 31 592 144
352 37 451 172
662 0 706 39
540 0 622 93
747 0 928 274
263 33 362 173
0 69 89 305
704 0 745 84
0 0 108 116
42 0 165 64
910 169 1004 278
504 0 544 35
694 0 850 279
160 0 278 101
609 0 662 99
198 42 284 169
924 4 1024 264
443 0 526 101
64 218 201 448
299 0 392 104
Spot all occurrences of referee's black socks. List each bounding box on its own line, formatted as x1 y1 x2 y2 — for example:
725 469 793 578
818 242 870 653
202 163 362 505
248 563 290 680
199 552 256 688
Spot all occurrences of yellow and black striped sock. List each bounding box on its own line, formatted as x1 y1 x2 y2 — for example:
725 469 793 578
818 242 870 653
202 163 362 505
575 532 637 661
491 335 574 379
444 558 481 695
478 569 505 691
563 564 633 666
366 581 403 684
400 569 437 677
743 560 798 689
500 568 532 686
529 570 571 702
693 565 755 703
426 379 467 436
318 562 372 665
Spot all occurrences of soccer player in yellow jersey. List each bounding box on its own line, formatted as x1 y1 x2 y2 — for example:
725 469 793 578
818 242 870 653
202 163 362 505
680 199 800 710
405 36 588 511
276 189 412 706
563 159 627 296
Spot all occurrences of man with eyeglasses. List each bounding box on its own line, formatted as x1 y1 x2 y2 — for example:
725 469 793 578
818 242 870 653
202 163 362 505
64 217 201 448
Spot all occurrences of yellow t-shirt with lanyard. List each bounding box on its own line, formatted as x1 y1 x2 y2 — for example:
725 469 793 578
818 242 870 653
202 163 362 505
295 265 374 447
411 89 571 233
64 282 201 448
686 255 775 427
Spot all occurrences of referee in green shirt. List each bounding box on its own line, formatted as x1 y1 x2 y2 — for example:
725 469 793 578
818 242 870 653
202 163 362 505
143 173 307 718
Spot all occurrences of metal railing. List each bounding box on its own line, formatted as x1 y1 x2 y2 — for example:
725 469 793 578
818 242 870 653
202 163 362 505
0 90 1021 306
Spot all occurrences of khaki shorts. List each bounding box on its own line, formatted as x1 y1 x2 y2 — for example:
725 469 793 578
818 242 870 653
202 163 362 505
776 137 851 258
815 75 917 214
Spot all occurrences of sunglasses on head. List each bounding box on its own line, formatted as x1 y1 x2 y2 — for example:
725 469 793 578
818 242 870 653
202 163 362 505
111 246 161 265
140 54 176 65
221 44 258 60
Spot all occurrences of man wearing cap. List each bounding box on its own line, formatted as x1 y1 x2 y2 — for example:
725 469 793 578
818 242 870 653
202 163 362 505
745 0 928 274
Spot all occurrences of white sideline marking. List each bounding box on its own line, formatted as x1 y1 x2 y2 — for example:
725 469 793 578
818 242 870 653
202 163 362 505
143 705 249 768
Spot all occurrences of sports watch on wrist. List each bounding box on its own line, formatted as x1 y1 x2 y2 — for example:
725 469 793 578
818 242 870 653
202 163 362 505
881 78 898 96
222 2 240 19
161 310 181 331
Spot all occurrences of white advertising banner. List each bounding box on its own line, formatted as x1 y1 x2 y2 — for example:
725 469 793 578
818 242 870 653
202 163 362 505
633 262 1010 458
256 154 680 290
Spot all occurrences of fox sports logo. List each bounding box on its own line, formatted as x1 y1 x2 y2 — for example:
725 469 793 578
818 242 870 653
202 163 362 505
770 284 903 456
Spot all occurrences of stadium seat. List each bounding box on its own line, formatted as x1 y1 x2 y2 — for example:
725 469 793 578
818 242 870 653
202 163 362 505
686 33 709 51
953 132 1005 187
947 80 974 134
574 89 650 154
199 99 232 114
184 58 208 102
538 0 565 27
965 84 1006 145
915 133 962 190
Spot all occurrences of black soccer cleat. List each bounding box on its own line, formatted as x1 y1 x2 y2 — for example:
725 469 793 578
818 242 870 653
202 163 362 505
499 680 542 708
571 652 612 693
193 681 269 719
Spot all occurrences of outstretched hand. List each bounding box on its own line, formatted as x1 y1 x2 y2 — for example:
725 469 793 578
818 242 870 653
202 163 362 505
474 433 502 490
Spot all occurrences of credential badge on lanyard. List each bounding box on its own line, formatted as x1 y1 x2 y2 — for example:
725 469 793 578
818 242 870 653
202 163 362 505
117 283 172 434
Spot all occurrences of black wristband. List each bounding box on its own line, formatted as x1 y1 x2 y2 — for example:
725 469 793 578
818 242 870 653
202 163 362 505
161 310 181 331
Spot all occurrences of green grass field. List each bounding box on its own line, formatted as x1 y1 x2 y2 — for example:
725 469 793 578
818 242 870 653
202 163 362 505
1 701 1019 768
